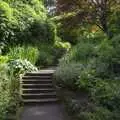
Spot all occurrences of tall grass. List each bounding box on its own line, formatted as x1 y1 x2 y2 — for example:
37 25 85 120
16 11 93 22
8 46 39 65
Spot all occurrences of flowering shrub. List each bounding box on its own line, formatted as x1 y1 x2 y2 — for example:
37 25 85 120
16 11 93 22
8 59 38 75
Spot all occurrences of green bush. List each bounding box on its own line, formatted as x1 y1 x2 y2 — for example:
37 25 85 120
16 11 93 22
90 80 120 111
0 91 13 120
88 35 120 77
0 58 38 120
0 1 15 46
0 64 17 120
52 40 71 63
109 8 120 37
0 0 57 50
57 32 120 120
73 79 120 120
111 34 120 62
54 63 83 89
36 50 54 67
29 20 56 44
60 41 96 64
8 59 38 75
35 42 70 67
35 44 54 67
58 27 79 45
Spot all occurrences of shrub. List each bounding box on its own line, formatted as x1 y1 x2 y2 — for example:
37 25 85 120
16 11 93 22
90 35 120 77
35 44 55 67
59 31 109 65
60 41 96 64
0 58 38 120
53 40 71 63
0 91 13 120
36 50 54 67
58 27 80 45
0 0 57 50
0 64 9 91
57 32 120 120
109 9 120 36
90 80 120 111
0 64 18 120
54 63 84 89
8 59 38 75
75 79 120 120
111 34 120 61
0 1 15 47
35 41 71 67
29 20 56 44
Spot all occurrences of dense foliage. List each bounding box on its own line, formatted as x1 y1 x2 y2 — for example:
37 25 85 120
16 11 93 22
0 61 37 120
0 0 60 119
0 0 120 119
0 0 71 119
0 0 57 50
55 30 120 119
54 0 120 44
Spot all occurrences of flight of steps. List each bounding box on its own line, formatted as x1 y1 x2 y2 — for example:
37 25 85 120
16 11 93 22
20 70 58 104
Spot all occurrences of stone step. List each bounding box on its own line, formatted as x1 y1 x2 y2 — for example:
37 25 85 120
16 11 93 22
21 79 52 84
22 84 53 89
23 98 58 104
22 76 52 79
22 92 56 99
22 88 56 94
25 72 53 76
21 69 57 105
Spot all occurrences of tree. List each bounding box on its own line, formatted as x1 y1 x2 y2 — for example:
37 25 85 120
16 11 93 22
56 0 120 37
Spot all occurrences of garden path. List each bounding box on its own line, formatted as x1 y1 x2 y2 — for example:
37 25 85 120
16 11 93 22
20 103 69 120
20 67 69 120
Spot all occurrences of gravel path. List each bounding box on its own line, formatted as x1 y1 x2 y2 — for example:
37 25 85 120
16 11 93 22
20 103 69 120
